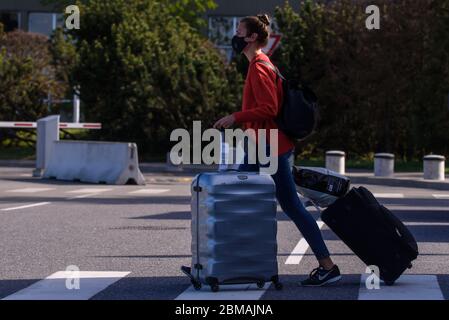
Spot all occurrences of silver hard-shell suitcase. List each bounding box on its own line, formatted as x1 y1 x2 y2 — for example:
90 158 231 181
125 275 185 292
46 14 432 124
181 130 282 292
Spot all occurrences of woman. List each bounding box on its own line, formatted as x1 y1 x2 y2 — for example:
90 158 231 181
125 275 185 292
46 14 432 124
213 14 341 287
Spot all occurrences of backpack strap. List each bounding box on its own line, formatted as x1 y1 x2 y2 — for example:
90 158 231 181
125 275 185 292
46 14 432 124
255 60 286 82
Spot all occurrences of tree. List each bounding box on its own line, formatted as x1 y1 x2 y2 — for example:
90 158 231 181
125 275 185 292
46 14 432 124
0 27 66 147
273 0 449 160
41 0 217 32
51 0 243 155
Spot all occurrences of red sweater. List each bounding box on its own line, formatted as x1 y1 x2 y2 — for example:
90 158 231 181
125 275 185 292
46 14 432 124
233 53 295 156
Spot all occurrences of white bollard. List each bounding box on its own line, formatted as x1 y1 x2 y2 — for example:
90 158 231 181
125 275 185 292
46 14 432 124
423 155 445 181
374 153 395 177
33 115 60 177
326 151 345 174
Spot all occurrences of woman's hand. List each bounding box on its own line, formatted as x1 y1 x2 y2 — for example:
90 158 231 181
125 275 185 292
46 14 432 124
213 114 236 129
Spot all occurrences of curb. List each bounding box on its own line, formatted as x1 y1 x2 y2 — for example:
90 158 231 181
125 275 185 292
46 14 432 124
348 174 449 191
0 160 35 167
1 160 448 190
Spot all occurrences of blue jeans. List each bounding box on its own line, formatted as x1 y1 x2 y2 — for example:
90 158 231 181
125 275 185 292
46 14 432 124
238 147 330 260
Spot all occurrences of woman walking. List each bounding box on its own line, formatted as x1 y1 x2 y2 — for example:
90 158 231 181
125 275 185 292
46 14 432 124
213 14 341 287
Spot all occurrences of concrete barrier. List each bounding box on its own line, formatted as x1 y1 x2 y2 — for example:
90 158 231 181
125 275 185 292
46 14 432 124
374 153 395 177
33 115 60 177
326 150 345 174
423 155 446 181
43 141 146 185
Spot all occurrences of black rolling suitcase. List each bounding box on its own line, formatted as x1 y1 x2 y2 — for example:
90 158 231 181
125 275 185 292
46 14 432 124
321 186 419 285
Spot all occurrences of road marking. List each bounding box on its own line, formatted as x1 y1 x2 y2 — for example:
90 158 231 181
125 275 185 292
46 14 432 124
175 283 270 300
433 194 449 199
128 189 170 195
65 189 112 200
6 188 55 193
66 193 101 200
404 222 449 226
67 188 112 194
285 221 325 265
358 275 444 300
386 205 449 211
2 271 130 300
1 202 51 212
373 193 404 198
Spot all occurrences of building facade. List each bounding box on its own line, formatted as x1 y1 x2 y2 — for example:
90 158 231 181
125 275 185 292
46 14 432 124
0 0 64 36
0 0 297 57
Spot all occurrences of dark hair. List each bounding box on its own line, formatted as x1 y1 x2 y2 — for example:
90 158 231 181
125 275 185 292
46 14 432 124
240 14 271 47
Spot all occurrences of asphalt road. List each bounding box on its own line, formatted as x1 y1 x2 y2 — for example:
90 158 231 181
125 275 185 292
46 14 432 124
0 166 448 300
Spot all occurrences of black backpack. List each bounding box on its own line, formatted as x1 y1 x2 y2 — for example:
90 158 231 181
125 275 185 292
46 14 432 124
256 60 319 141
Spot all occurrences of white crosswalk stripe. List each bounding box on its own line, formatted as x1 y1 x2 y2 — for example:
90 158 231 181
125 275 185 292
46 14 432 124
373 193 404 198
176 283 270 300
285 221 325 265
2 271 130 300
128 189 170 195
358 275 444 300
433 194 449 199
66 188 113 194
65 188 113 200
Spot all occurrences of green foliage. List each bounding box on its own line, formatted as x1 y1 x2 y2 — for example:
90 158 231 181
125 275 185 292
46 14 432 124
51 0 242 154
165 0 218 31
41 0 216 32
274 0 449 160
0 27 66 147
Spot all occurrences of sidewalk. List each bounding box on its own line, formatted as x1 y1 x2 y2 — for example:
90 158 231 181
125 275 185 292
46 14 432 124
346 171 449 191
1 159 448 190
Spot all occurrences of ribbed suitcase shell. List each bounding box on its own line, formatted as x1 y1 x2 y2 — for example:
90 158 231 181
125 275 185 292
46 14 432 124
190 171 279 288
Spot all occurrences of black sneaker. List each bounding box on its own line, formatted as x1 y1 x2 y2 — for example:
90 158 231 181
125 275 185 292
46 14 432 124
300 265 342 287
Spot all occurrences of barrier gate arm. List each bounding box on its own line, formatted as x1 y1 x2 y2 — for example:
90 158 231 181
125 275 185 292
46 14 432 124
0 122 102 129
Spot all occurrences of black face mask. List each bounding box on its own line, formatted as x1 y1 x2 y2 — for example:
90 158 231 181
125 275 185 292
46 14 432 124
232 35 249 54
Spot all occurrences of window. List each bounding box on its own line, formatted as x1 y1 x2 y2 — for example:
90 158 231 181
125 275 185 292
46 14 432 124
28 12 64 37
0 11 20 32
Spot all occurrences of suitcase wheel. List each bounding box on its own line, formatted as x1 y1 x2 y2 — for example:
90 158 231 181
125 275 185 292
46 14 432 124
256 281 265 289
273 281 283 290
211 284 220 292
384 280 395 286
192 280 202 291
274 282 283 290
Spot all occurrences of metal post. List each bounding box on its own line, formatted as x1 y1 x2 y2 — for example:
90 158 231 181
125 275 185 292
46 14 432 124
73 93 80 123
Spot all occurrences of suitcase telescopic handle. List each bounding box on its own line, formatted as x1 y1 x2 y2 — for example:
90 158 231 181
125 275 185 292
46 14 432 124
218 128 240 172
